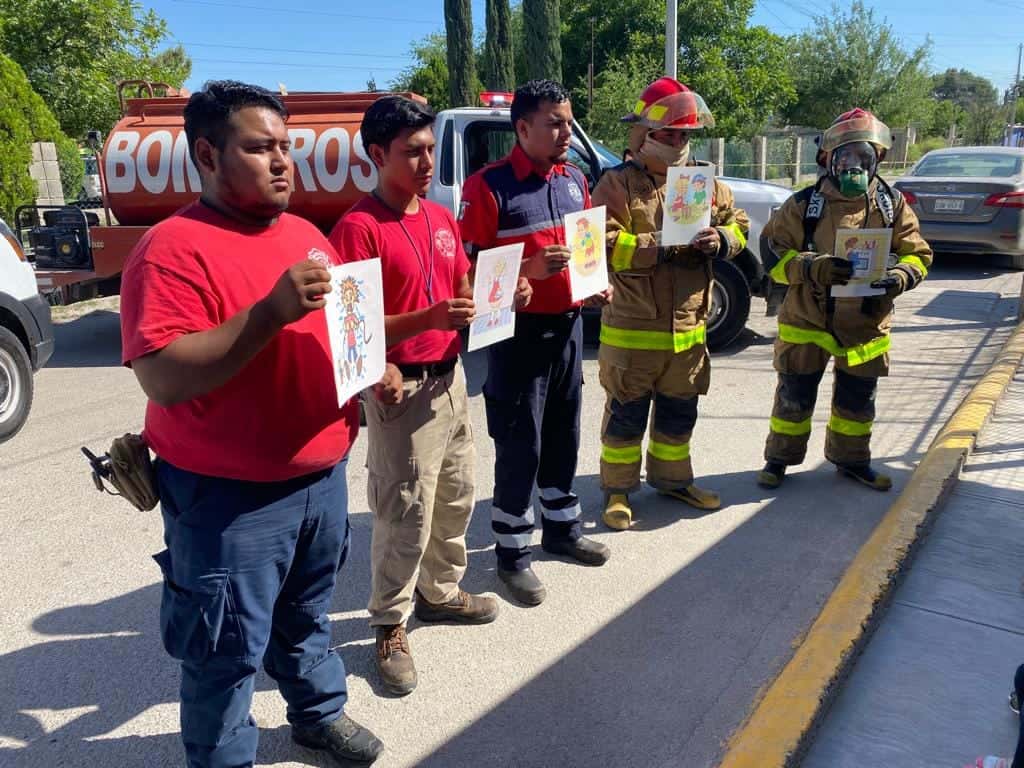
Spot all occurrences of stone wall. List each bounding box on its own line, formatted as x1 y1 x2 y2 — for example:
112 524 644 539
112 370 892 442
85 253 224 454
29 142 65 207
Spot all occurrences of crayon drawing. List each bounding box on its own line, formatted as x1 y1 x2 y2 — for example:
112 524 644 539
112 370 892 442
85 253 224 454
663 165 715 246
831 228 892 298
468 244 523 352
564 205 608 302
325 259 386 406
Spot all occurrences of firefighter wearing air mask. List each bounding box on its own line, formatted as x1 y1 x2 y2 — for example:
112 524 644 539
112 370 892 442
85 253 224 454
757 108 932 491
591 78 750 530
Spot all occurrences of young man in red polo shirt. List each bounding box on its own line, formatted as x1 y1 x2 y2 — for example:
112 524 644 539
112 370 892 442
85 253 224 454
460 79 613 606
120 81 399 767
330 96 530 696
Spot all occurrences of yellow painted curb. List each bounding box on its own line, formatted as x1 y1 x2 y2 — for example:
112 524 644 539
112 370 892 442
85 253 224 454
719 316 1024 768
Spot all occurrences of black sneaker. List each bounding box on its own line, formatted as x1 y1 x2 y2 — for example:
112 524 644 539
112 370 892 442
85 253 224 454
497 566 547 605
292 713 384 765
541 535 610 566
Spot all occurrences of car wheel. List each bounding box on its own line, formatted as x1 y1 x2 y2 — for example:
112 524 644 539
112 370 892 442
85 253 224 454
0 325 34 443
707 259 751 351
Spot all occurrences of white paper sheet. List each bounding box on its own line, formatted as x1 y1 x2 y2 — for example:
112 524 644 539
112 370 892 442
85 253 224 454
662 165 715 246
830 228 892 298
467 243 524 352
565 205 608 302
324 259 386 407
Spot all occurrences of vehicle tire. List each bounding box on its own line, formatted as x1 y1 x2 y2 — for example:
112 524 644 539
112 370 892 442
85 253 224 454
0 325 34 444
707 259 752 351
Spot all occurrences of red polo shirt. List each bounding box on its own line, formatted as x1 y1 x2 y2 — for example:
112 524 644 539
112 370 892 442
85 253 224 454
329 195 470 364
460 144 589 315
120 203 359 482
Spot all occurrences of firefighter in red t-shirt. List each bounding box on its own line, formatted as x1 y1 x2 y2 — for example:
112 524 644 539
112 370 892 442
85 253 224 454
120 81 398 767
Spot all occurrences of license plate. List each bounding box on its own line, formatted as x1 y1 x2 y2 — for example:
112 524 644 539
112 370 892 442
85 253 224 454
935 197 965 212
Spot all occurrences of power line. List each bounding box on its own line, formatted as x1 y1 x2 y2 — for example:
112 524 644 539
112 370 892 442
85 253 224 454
169 0 438 25
190 57 405 72
175 40 414 60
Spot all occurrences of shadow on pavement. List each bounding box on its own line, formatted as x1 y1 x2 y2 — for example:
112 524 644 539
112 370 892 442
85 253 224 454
46 310 123 369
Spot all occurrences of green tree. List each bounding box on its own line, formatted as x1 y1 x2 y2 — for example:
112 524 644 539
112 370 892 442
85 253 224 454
0 53 81 221
585 52 663 151
0 0 191 138
444 0 476 108
483 0 515 91
524 0 562 81
391 34 453 110
963 101 1005 145
561 0 794 139
931 69 998 109
784 1 932 130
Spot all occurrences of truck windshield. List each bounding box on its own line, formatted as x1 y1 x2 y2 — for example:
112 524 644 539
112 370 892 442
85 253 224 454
463 120 599 188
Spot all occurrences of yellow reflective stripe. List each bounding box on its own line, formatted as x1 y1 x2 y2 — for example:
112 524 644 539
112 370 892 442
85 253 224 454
770 416 812 436
899 254 929 279
845 335 891 367
601 444 643 464
647 105 668 122
721 221 747 250
770 249 799 285
777 323 891 367
611 232 637 272
633 99 646 115
599 323 706 353
648 440 690 461
827 415 873 437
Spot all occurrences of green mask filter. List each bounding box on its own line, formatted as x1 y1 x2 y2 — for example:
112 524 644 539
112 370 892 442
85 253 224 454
839 169 869 197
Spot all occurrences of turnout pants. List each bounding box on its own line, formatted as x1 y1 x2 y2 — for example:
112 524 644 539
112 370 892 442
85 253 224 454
598 342 710 494
364 361 475 627
156 460 351 768
485 311 584 571
765 361 878 467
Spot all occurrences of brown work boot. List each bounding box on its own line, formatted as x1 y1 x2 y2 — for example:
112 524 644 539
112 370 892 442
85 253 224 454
374 624 416 696
413 588 499 625
658 482 722 510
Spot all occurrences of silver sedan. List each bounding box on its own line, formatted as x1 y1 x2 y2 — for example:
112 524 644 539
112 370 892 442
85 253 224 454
893 146 1024 268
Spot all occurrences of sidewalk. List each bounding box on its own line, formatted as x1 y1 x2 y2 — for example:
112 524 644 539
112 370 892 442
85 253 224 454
803 368 1024 767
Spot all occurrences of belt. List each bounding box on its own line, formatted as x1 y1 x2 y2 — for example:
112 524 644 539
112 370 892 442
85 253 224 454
397 357 457 379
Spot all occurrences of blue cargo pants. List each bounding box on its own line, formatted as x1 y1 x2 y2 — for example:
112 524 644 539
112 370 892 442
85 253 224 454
155 459 351 768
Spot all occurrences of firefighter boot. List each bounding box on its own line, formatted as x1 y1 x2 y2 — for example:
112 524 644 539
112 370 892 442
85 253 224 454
757 462 788 489
659 483 722 510
838 463 893 492
602 494 633 531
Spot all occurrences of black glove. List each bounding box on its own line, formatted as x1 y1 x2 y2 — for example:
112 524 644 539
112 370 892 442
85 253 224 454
808 256 854 287
870 268 909 298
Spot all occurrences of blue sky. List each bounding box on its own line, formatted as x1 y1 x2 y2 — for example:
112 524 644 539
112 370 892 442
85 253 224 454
146 0 1022 99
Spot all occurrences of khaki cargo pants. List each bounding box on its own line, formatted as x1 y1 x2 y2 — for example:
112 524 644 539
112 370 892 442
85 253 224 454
364 361 475 627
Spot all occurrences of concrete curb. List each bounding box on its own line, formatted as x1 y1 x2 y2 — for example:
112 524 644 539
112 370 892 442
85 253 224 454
718 314 1024 768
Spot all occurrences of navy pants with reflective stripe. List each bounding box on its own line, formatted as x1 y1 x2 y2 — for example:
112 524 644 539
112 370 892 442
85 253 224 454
485 311 583 571
156 459 351 768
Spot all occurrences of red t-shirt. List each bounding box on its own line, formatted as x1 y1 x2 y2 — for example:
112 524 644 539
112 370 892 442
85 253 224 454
120 202 359 482
459 144 590 314
329 196 470 364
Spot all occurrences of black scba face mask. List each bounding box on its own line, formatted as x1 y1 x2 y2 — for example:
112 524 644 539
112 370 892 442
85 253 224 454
831 141 878 197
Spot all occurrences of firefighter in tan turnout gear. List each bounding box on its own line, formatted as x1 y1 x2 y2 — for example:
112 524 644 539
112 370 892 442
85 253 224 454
757 108 932 491
591 77 750 530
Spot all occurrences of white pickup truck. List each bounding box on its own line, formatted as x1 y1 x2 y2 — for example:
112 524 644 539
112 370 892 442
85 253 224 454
0 216 55 443
428 104 792 349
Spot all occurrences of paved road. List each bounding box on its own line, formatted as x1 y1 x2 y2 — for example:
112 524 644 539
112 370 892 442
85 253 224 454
0 255 1019 768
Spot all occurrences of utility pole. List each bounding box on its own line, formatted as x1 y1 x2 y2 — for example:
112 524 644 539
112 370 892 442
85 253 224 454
1012 43 1022 126
588 17 595 129
665 0 677 79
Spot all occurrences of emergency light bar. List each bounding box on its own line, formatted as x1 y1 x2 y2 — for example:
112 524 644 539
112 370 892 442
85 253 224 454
480 92 513 107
